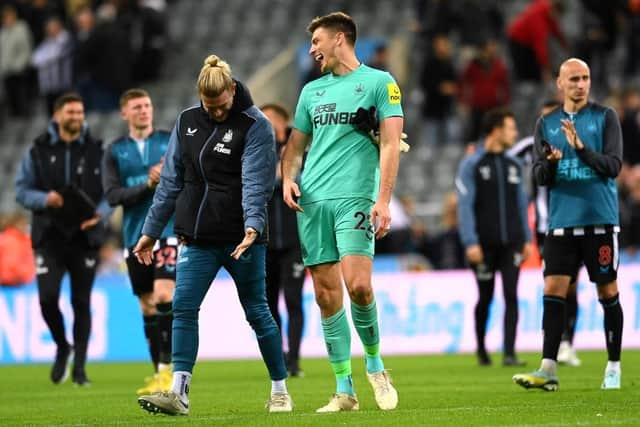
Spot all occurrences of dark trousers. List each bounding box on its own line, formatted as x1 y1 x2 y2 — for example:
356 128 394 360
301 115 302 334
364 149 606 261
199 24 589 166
35 244 98 372
472 243 522 357
3 72 30 117
266 247 305 366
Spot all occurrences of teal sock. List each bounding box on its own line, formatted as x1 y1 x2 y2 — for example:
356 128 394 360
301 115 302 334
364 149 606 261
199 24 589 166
321 308 354 396
351 300 384 374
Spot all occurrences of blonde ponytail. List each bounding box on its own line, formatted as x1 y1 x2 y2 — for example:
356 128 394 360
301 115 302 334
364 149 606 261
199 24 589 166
197 54 234 97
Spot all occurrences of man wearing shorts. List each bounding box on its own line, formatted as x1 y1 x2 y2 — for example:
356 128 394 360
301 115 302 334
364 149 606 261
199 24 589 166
513 58 624 391
282 12 403 412
102 88 176 394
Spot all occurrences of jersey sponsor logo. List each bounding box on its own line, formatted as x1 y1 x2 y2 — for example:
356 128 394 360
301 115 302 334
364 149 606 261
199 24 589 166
222 129 233 143
312 111 359 129
126 174 148 187
387 83 401 104
314 103 336 114
186 127 198 136
213 142 231 155
556 158 598 181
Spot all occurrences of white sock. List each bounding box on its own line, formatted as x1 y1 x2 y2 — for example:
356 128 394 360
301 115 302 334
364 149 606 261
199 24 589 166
172 371 192 403
540 358 557 375
606 361 621 373
271 379 287 395
158 363 171 373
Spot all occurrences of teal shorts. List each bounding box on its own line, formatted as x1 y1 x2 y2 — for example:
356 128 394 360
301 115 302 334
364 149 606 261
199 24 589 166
296 198 375 266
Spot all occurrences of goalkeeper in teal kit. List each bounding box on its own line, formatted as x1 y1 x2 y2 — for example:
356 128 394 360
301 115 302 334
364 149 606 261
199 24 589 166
282 12 403 412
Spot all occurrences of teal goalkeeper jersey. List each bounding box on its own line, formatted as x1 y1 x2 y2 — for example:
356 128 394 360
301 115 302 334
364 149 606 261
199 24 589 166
293 64 404 204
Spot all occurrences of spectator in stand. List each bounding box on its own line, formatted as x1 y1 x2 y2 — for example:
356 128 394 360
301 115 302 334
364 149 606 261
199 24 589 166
31 16 74 115
420 33 458 150
507 0 569 85
0 4 33 117
368 42 389 71
0 211 35 287
624 0 640 77
459 38 510 142
73 5 133 112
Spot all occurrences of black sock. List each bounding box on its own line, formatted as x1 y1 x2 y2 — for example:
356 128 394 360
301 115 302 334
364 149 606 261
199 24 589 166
156 302 173 365
143 314 161 371
542 296 566 361
599 293 623 362
561 290 578 343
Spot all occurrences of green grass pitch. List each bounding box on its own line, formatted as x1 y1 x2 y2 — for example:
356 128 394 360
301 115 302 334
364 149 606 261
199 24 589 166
0 351 638 426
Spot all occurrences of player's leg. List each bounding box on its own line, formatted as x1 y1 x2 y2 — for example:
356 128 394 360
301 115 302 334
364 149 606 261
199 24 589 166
583 230 623 389
265 248 283 331
139 244 221 415
500 244 525 366
337 198 396 410
125 249 163 394
472 255 497 366
35 247 71 384
153 239 179 389
281 248 305 376
298 200 358 412
513 234 578 391
558 276 581 366
225 243 292 412
65 246 99 386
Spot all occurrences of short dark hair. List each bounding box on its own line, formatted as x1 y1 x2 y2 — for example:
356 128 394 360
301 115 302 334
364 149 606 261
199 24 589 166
307 12 357 46
53 92 83 112
120 88 151 108
481 108 514 135
259 103 290 121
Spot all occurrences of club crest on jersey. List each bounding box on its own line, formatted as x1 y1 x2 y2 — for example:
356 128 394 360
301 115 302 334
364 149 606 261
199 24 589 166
222 129 233 143
354 83 365 96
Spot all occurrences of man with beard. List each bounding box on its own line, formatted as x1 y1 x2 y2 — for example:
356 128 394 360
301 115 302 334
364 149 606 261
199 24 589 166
16 93 110 386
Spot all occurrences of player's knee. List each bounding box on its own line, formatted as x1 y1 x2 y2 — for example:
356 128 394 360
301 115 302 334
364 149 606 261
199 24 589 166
314 287 339 310
244 303 277 335
348 282 372 302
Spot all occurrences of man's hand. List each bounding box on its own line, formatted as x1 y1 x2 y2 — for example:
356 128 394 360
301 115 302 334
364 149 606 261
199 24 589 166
560 118 585 150
133 235 157 265
80 214 100 231
282 178 303 212
231 227 258 260
46 191 64 208
466 244 484 264
371 200 391 240
546 146 563 163
147 160 163 189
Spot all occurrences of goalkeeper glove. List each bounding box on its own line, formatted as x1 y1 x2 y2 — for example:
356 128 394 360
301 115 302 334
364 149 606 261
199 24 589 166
353 106 410 152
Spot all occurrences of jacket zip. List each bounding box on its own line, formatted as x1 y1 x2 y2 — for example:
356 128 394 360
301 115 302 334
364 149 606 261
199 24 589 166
193 128 218 240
